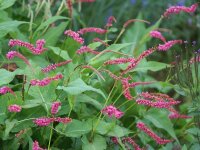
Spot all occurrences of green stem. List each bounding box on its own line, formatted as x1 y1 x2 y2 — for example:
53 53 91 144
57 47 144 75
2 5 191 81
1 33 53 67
48 123 54 150
90 80 117 139
114 28 125 44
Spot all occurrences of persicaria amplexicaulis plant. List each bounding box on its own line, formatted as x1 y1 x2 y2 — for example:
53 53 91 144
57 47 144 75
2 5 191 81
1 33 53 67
0 1 198 150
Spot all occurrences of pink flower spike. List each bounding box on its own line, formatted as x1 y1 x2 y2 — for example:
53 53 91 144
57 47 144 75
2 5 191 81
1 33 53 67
32 140 46 150
104 57 135 65
6 51 30 66
121 78 133 100
76 46 99 55
64 30 84 44
164 3 198 18
33 117 54 126
122 137 143 150
129 81 153 88
78 0 96 2
30 74 63 86
168 113 192 119
54 117 72 124
78 27 107 35
158 40 182 51
105 16 117 28
0 86 16 96
137 122 173 145
8 39 47 55
67 0 73 18
101 105 124 119
51 102 61 115
8 104 22 113
41 60 72 73
150 30 166 43
122 48 154 74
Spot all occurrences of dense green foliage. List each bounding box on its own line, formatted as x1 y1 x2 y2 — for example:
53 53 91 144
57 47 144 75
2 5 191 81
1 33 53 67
0 0 200 150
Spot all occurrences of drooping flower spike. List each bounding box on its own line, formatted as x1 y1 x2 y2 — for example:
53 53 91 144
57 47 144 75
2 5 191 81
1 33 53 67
93 38 109 47
6 51 30 66
136 99 180 108
64 30 84 44
0 86 16 96
137 122 173 145
9 39 47 55
76 46 99 55
150 30 166 43
41 60 72 73
78 27 107 35
66 0 73 18
30 74 63 86
158 40 182 51
122 48 155 74
105 16 117 28
121 77 133 100
164 3 198 18
78 0 96 2
104 57 135 65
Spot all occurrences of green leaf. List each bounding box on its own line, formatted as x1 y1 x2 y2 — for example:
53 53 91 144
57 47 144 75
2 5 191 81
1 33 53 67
42 22 68 46
76 94 103 110
0 69 23 86
35 16 68 33
4 119 17 140
49 46 70 60
96 121 130 137
144 109 178 142
0 69 15 85
82 134 107 150
57 78 106 99
0 20 27 38
0 0 16 10
132 61 170 72
56 119 91 137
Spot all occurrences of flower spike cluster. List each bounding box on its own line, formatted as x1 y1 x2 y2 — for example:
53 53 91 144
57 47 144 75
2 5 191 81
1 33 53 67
101 105 124 119
64 30 84 44
30 74 63 86
9 39 47 55
34 102 72 126
164 3 198 17
137 122 173 145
